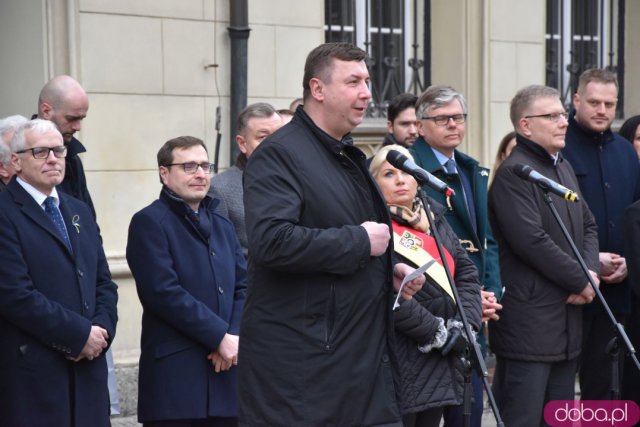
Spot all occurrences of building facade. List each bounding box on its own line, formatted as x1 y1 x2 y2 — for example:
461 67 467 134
1 0 638 417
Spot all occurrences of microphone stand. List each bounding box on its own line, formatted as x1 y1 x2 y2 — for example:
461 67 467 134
539 190 640 399
419 188 504 427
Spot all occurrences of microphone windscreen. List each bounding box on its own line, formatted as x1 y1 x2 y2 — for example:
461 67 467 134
513 163 532 179
386 150 407 169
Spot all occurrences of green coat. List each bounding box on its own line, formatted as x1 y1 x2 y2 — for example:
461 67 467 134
410 138 502 297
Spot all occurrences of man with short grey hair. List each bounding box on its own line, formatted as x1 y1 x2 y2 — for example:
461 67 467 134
208 102 283 253
0 115 28 191
0 119 118 426
410 85 502 427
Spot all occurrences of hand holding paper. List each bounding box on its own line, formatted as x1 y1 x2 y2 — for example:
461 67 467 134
393 260 433 310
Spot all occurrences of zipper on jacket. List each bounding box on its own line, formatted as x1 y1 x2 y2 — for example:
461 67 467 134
324 284 336 351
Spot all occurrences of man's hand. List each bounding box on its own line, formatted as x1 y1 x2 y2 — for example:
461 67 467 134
72 325 108 362
393 263 425 301
601 255 627 284
208 333 239 373
481 290 503 322
361 221 390 256
567 270 599 305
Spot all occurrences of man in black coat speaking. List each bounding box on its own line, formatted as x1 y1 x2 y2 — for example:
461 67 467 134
239 42 424 427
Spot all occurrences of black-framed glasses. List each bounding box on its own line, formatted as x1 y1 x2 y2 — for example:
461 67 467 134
421 114 467 126
15 146 67 159
524 112 569 122
166 162 214 174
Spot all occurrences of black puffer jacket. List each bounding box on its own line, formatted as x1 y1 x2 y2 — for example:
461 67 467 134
393 194 482 414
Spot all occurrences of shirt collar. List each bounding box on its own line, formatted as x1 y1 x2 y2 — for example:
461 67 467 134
16 177 60 208
430 146 455 168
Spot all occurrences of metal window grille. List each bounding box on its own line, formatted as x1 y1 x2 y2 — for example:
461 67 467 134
324 0 429 118
545 0 625 116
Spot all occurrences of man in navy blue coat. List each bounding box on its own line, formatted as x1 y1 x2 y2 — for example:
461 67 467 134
562 68 640 400
127 136 247 427
0 119 118 427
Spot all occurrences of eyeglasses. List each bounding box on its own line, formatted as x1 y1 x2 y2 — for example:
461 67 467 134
15 146 67 159
421 114 467 126
166 162 214 174
524 112 569 122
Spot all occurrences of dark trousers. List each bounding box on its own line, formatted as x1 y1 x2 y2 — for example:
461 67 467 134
492 357 577 427
579 309 626 399
402 407 444 427
442 370 483 427
622 295 640 404
143 417 237 427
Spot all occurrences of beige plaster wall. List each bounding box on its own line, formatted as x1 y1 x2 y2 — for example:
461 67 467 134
72 0 323 361
625 0 640 117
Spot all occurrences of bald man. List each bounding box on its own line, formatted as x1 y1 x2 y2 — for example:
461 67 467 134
36 75 96 217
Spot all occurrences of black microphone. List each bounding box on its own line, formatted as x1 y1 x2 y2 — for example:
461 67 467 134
513 164 579 202
386 150 455 197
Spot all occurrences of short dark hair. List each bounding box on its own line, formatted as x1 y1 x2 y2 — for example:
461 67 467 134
157 136 207 167
237 103 278 135
302 42 368 101
387 93 418 123
619 115 640 144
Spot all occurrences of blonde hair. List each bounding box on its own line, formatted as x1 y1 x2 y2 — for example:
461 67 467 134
369 144 414 178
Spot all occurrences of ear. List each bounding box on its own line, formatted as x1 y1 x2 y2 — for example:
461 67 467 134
386 120 394 134
0 164 9 180
40 102 53 119
519 118 532 138
159 166 169 185
236 135 248 155
416 119 427 137
572 93 580 110
10 152 21 173
309 78 324 101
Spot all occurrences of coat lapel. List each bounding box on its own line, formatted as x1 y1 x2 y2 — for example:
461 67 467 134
9 181 75 257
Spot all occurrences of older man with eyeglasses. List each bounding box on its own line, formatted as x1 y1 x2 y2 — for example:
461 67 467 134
0 118 118 426
409 85 502 427
126 136 247 427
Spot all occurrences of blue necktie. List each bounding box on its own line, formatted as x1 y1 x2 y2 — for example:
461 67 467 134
444 158 457 175
43 197 71 251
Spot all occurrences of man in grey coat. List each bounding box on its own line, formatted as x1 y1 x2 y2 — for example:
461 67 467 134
208 103 282 254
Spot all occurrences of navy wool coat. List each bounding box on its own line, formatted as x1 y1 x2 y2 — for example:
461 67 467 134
0 179 118 427
126 190 247 423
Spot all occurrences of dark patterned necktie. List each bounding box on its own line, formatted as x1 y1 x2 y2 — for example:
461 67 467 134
43 196 71 251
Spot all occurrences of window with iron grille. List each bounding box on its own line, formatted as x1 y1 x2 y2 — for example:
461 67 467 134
545 0 624 116
325 0 425 118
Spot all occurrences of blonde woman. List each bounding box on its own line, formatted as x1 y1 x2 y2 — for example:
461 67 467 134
370 144 482 427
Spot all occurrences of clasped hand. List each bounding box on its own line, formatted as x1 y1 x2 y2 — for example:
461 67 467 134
208 333 239 373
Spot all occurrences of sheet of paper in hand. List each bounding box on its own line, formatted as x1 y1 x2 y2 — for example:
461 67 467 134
393 259 436 310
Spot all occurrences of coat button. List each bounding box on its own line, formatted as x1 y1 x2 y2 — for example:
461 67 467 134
77 269 84 277
382 354 389 362
218 286 224 294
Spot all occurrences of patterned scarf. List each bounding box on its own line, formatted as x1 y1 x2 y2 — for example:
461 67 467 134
387 196 430 235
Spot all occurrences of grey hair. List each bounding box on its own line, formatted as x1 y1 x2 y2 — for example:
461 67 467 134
0 115 28 165
509 85 560 128
237 102 279 135
416 85 467 119
11 119 61 152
